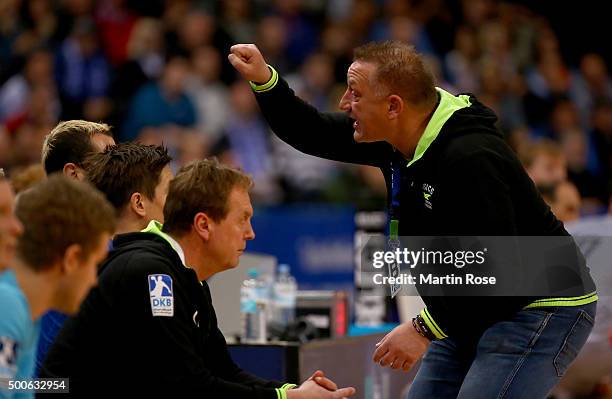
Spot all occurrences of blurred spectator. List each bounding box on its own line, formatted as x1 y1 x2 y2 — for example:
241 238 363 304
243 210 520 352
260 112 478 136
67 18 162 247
185 45 229 140
55 16 111 120
13 0 59 56
0 49 57 128
347 0 377 44
319 22 354 84
213 81 282 204
539 180 582 223
54 0 96 42
271 132 342 203
3 82 60 172
10 164 46 194
478 21 516 80
520 139 567 187
461 0 495 27
476 19 527 135
0 0 23 78
173 10 215 54
109 17 165 127
496 3 536 71
270 0 319 68
591 100 612 192
322 164 386 210
325 0 352 22
94 0 138 66
218 0 256 43
547 97 581 139
9 90 57 170
561 129 609 213
571 53 612 126
444 25 480 93
174 131 208 171
524 50 572 129
477 57 526 134
160 0 190 34
256 15 290 75
370 10 435 56
422 54 457 95
533 97 606 180
286 52 337 111
11 123 49 168
164 7 234 83
121 56 196 142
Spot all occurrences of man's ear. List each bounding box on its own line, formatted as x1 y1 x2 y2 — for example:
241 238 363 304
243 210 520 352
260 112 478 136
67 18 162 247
63 163 81 180
61 244 82 276
388 95 403 120
193 212 212 241
129 192 147 218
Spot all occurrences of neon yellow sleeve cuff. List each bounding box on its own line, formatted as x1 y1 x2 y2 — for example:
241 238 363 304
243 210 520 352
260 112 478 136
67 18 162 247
420 308 448 339
276 383 297 399
249 65 279 93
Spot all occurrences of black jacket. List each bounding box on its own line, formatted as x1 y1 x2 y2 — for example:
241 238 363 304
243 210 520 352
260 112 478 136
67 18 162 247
253 73 596 342
40 232 288 397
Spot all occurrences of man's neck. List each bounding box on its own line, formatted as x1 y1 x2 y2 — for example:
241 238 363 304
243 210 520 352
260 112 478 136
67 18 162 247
391 99 439 160
115 216 147 236
172 233 218 281
13 259 54 320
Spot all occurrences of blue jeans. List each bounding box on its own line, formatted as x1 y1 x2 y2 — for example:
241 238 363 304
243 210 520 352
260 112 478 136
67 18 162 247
407 302 596 399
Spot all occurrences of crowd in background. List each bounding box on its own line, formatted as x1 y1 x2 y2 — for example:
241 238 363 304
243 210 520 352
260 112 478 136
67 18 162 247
1 0 611 219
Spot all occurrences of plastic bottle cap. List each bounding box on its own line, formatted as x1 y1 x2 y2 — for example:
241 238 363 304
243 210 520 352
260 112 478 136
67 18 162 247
247 268 259 278
278 264 290 273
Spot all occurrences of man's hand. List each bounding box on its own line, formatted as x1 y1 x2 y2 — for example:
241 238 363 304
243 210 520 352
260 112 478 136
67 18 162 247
372 322 430 372
307 370 338 391
286 379 356 399
228 44 271 83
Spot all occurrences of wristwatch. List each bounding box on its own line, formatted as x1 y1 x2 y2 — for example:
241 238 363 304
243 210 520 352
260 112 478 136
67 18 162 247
412 314 437 341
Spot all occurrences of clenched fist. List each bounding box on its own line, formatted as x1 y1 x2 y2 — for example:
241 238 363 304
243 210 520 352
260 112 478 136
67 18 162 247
228 44 271 84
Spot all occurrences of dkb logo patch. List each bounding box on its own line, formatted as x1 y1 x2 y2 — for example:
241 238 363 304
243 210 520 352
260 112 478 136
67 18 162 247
148 274 174 317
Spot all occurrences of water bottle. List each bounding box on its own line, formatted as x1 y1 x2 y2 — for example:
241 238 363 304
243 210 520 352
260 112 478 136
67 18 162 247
240 268 268 343
272 264 297 328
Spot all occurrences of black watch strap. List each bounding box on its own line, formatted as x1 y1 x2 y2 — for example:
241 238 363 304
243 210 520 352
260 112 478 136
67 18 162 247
412 314 437 341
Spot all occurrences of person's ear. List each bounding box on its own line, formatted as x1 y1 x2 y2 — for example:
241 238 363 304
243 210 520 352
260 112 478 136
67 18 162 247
129 192 147 218
63 163 81 180
194 212 211 241
388 95 403 120
61 244 82 276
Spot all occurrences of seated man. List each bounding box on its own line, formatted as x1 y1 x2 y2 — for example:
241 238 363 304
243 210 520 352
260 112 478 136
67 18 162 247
0 176 115 397
41 120 115 179
82 143 173 235
36 120 116 368
41 159 355 398
35 143 173 370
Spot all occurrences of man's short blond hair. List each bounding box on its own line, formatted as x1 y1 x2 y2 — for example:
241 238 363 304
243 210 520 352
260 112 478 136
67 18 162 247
353 40 438 107
162 159 253 236
41 120 113 175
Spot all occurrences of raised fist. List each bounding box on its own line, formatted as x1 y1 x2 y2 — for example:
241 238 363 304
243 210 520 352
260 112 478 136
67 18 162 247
228 44 271 84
